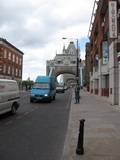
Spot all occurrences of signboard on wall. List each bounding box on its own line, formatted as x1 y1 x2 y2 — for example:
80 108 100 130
102 41 109 64
109 1 117 38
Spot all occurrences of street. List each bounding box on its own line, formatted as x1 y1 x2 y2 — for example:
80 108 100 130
0 89 72 160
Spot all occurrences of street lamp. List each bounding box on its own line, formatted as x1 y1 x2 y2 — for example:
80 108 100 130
62 37 80 86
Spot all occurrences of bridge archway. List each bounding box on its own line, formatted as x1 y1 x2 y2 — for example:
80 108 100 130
56 72 76 86
46 41 80 86
55 69 75 77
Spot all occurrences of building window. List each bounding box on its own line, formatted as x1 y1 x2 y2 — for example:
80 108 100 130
12 67 14 76
0 65 2 72
19 69 22 77
95 54 99 72
16 68 18 76
71 61 76 64
8 52 11 60
3 64 6 73
8 66 11 74
19 58 22 65
12 54 15 62
4 49 7 58
16 56 18 64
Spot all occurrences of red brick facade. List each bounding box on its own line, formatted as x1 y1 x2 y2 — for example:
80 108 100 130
89 0 120 68
87 0 120 104
0 38 24 81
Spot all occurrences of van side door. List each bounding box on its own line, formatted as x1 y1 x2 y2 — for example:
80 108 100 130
0 82 7 112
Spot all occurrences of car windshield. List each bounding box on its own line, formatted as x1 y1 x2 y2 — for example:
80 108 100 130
33 83 49 89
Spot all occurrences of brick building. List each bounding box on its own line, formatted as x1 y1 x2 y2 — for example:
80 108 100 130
0 38 24 85
85 42 91 91
87 0 120 105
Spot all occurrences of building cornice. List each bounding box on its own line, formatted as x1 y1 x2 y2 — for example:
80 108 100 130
0 38 24 55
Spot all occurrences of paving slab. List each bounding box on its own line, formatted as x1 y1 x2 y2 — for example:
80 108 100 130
61 90 120 160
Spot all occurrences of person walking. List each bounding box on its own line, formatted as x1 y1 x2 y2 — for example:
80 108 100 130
75 85 80 104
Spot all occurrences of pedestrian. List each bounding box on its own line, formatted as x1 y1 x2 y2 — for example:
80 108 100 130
75 85 80 104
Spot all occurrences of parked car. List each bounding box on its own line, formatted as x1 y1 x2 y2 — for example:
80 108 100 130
0 79 20 115
56 84 65 93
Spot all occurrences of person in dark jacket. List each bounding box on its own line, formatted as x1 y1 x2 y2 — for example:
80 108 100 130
75 85 80 103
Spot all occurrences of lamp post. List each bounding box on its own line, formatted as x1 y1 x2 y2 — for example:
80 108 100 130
76 39 79 85
62 37 80 87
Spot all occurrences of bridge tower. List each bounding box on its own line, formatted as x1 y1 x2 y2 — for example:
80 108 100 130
46 41 84 87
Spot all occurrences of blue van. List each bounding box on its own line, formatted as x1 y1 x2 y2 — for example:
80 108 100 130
30 76 56 102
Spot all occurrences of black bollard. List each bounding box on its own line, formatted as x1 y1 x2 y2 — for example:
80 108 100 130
76 119 85 155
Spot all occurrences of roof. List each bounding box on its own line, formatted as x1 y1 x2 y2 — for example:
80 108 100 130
35 76 50 83
0 38 24 55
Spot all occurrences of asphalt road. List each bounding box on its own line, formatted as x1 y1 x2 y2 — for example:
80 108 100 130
0 89 72 160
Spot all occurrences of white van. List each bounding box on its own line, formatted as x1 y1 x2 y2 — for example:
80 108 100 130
0 79 20 115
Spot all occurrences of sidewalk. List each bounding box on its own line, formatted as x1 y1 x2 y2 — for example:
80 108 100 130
62 90 120 160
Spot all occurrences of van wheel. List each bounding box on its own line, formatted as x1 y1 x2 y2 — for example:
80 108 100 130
11 104 17 115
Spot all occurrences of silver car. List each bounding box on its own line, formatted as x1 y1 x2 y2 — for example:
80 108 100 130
56 84 65 93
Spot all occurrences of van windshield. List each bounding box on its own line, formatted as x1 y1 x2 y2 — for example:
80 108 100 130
33 83 49 89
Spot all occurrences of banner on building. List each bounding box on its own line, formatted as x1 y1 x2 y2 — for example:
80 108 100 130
102 41 109 64
109 1 117 38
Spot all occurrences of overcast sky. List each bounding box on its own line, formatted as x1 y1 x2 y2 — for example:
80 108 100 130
0 0 94 81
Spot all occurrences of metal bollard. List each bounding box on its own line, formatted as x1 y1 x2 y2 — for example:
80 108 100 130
76 119 85 155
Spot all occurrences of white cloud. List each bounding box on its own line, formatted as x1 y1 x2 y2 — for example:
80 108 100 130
24 18 44 32
0 0 94 80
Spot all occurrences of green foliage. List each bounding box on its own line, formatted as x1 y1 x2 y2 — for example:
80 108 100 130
22 80 34 90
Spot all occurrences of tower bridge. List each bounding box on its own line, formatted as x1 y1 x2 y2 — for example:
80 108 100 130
46 41 82 86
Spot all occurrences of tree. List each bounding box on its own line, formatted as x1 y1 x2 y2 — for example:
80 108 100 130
22 80 34 90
